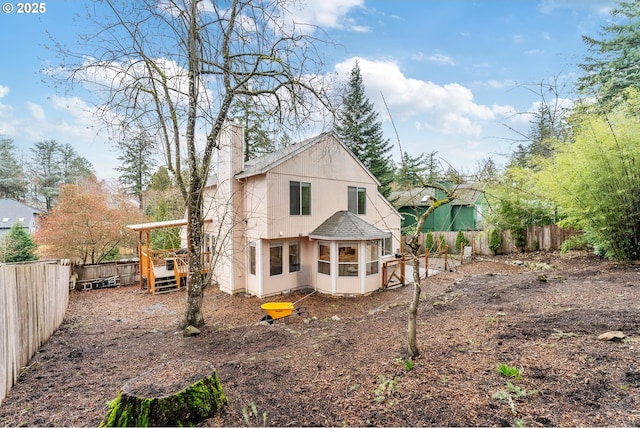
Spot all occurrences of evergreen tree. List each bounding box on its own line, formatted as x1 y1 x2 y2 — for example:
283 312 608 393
30 140 63 211
29 140 94 211
116 131 156 208
474 157 499 181
59 143 95 184
229 95 276 161
0 138 26 200
578 1 640 104
148 166 173 191
0 222 37 262
396 151 441 188
335 62 395 196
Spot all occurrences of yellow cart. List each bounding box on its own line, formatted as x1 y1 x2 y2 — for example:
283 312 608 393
260 301 309 324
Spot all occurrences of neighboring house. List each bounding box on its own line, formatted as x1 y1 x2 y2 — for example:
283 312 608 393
198 123 402 298
389 183 486 233
0 199 43 237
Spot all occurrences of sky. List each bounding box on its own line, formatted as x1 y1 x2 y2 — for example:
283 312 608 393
0 0 616 181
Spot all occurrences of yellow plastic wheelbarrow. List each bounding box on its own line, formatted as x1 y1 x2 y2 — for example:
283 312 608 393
259 291 314 324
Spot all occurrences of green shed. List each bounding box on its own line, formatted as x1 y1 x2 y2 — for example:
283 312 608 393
389 183 486 233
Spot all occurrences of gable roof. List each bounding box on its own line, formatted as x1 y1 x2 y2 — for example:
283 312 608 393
0 199 43 234
309 210 391 241
235 132 380 185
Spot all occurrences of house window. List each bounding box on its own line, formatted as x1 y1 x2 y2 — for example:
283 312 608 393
348 186 366 214
270 242 283 276
318 242 331 275
366 241 379 275
338 242 358 276
290 181 311 215
382 235 392 256
289 241 301 272
248 242 256 275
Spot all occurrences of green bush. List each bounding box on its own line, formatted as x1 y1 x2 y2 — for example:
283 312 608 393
455 231 468 253
425 232 435 254
560 234 590 254
489 229 502 255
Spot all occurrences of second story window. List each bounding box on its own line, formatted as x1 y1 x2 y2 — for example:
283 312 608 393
290 181 311 215
348 186 366 215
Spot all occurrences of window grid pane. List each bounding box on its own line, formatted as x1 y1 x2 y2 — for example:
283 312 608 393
290 181 300 215
318 242 331 275
339 243 358 277
270 243 283 276
301 182 311 215
249 243 256 275
289 241 301 272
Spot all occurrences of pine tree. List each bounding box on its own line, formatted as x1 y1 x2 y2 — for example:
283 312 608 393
0 138 26 200
0 222 37 263
148 166 173 191
396 151 441 187
578 1 640 104
116 131 156 208
29 140 94 211
229 95 275 161
335 62 395 196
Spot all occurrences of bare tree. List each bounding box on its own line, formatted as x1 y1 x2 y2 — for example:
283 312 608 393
404 182 456 359
382 93 459 359
59 0 333 328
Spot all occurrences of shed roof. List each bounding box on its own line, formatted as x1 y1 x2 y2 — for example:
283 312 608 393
309 211 391 241
388 183 484 208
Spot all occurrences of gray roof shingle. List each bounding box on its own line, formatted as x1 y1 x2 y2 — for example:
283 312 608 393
309 211 391 240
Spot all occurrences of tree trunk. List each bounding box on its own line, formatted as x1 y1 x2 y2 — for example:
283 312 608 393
181 185 206 329
407 247 422 359
100 360 227 427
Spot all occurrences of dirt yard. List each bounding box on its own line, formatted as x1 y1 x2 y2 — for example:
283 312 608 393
0 251 639 426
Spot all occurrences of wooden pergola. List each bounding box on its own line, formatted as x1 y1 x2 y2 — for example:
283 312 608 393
127 219 189 292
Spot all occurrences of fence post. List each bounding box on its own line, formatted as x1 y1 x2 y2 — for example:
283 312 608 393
444 245 448 271
424 251 429 279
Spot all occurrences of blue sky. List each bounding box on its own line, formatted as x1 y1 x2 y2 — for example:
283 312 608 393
0 0 615 180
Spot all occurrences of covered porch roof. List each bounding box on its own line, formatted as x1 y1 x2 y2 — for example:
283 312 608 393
127 219 188 232
309 210 391 241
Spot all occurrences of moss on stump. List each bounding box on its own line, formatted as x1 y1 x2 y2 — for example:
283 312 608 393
100 360 228 427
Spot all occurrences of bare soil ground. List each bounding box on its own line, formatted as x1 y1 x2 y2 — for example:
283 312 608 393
1 251 639 427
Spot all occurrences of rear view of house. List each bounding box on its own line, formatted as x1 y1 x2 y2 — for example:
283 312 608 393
203 123 402 297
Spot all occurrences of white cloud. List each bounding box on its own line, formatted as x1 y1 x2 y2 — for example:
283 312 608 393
537 0 613 15
428 53 455 66
28 102 45 121
283 0 367 32
483 79 515 89
335 57 498 137
0 85 9 99
411 52 424 61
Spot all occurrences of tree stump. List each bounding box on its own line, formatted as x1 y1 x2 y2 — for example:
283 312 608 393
100 360 228 427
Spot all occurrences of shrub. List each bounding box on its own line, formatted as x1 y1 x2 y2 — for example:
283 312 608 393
425 232 435 254
455 231 468 253
489 229 502 255
437 234 446 253
560 234 590 254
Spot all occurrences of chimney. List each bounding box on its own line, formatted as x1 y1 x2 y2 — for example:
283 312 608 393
218 122 244 179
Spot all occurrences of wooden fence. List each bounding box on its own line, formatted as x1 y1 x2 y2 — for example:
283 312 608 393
0 261 70 405
408 225 581 256
73 260 139 290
